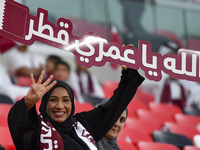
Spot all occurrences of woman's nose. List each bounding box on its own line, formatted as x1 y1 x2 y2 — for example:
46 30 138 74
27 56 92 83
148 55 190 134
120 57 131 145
114 119 120 126
56 100 64 109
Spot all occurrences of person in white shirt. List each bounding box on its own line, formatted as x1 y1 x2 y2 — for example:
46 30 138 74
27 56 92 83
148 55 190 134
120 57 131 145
0 61 29 103
3 43 45 84
68 60 105 105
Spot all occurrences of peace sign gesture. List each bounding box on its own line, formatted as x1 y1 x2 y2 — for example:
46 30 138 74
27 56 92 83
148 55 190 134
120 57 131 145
25 71 57 111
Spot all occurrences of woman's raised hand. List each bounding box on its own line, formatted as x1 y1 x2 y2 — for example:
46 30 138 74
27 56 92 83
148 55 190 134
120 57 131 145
25 71 57 111
121 44 133 70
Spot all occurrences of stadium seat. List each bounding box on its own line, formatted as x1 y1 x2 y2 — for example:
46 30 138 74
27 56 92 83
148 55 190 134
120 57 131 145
102 80 119 98
183 146 200 150
0 127 15 149
117 139 137 150
124 118 161 135
4 144 16 150
137 141 180 150
36 100 41 114
0 115 8 127
0 103 13 118
164 122 199 141
152 130 193 149
127 99 148 118
174 113 200 129
149 102 183 118
17 76 37 87
74 102 94 114
136 109 174 127
118 128 153 145
134 92 155 107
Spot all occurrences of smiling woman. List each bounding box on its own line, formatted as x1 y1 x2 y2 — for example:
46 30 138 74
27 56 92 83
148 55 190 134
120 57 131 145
8 67 144 150
97 98 128 150
46 86 72 123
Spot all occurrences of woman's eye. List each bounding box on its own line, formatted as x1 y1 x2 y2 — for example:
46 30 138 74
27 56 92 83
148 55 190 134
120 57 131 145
63 99 70 102
49 99 57 102
120 119 126 123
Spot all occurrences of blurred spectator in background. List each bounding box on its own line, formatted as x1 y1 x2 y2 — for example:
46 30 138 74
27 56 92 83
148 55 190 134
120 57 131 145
121 0 172 52
69 60 104 105
158 41 179 56
160 75 187 110
3 42 45 84
53 60 81 102
140 41 179 103
54 60 71 83
0 61 29 103
179 80 200 110
43 55 62 81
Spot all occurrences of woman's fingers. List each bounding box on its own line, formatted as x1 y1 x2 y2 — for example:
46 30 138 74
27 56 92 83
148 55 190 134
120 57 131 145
30 73 35 84
128 44 133 47
37 70 45 84
46 81 57 92
43 74 54 87
121 44 125 48
121 44 132 70
122 65 128 70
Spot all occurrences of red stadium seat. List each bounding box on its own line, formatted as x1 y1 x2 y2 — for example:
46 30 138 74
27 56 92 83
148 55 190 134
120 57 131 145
118 128 153 145
102 80 119 98
74 102 94 114
149 102 183 118
134 93 155 107
17 76 37 87
136 109 174 127
0 127 14 149
124 118 161 135
174 113 200 129
183 146 200 150
164 122 199 141
4 145 16 150
117 139 137 150
0 115 8 127
0 103 13 118
137 141 180 150
127 99 148 118
36 100 41 114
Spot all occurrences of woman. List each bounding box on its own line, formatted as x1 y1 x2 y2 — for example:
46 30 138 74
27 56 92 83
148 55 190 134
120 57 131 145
97 98 128 150
8 66 144 150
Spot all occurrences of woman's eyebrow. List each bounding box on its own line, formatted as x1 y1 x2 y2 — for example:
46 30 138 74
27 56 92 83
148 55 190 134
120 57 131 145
121 117 126 119
49 96 57 98
62 96 70 98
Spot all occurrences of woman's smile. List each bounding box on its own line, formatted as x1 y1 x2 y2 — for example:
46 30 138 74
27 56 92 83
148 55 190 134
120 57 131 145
46 86 72 123
53 111 66 117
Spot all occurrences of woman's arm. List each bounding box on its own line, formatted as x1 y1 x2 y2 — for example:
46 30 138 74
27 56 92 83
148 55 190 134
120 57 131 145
75 67 144 142
8 71 56 149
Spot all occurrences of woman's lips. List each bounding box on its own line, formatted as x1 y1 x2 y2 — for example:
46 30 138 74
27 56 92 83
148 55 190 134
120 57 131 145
111 128 118 132
53 111 66 117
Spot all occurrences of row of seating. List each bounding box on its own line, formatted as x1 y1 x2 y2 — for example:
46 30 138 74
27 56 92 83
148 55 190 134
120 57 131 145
118 140 200 150
0 101 94 150
1 80 200 149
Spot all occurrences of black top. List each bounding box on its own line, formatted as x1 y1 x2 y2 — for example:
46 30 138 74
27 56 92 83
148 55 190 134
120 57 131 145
8 68 144 150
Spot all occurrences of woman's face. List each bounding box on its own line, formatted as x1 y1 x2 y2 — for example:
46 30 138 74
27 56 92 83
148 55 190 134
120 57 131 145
46 86 72 123
105 110 127 139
